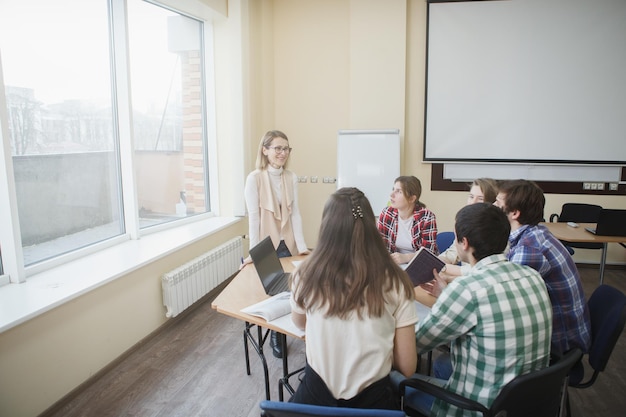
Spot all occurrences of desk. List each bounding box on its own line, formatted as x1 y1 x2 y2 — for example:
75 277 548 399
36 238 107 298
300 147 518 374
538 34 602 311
542 222 626 285
211 255 306 401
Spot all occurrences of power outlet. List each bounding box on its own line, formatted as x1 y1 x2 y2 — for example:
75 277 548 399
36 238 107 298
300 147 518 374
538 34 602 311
583 182 591 190
610 183 619 191
297 176 308 183
310 176 318 183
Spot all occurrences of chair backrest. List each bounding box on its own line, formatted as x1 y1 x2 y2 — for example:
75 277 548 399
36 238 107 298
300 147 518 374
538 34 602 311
586 285 626 373
259 400 405 417
436 231 456 254
490 348 583 417
555 203 603 223
550 203 604 250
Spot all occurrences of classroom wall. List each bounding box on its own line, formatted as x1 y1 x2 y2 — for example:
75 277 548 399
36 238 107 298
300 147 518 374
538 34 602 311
1 1 624 416
250 0 626 265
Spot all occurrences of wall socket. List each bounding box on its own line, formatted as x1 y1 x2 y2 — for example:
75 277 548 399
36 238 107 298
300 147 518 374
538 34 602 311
297 176 308 183
583 182 606 191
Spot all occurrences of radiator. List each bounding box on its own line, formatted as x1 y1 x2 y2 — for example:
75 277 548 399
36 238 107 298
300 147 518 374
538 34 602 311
162 236 243 318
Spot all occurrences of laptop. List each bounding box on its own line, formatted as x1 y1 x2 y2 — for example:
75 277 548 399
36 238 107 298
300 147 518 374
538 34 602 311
584 209 626 237
248 236 291 295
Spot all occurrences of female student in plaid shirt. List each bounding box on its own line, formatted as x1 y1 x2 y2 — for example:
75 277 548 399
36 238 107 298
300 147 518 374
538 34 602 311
377 176 438 264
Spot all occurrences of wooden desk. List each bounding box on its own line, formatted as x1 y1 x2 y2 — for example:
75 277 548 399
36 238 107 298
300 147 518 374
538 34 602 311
542 222 626 285
211 255 306 401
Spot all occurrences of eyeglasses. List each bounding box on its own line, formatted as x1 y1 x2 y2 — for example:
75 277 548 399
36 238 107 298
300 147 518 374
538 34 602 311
265 146 292 154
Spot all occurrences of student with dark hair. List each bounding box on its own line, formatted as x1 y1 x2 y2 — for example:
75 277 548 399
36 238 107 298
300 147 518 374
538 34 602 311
495 179 591 356
378 175 438 264
392 203 553 417
290 187 418 410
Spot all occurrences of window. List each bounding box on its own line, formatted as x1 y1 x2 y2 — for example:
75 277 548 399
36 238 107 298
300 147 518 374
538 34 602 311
128 1 210 228
0 0 213 279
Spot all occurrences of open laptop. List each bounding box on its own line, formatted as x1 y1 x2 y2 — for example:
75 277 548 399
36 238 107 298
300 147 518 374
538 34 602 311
585 209 626 237
248 236 291 295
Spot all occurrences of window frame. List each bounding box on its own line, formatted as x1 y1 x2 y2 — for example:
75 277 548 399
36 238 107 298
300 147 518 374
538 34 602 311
0 0 221 283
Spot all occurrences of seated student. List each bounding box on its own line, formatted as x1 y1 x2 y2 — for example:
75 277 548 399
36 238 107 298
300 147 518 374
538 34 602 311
495 179 591 356
391 203 553 417
438 177 499 276
290 187 418 410
378 175 438 264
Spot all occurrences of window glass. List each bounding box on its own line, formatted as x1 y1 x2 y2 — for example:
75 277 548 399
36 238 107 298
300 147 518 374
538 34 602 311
0 0 124 266
128 1 210 228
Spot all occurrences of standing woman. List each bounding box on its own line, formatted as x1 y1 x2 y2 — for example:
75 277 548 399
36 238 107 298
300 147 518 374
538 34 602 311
378 176 438 264
244 130 308 357
290 187 418 410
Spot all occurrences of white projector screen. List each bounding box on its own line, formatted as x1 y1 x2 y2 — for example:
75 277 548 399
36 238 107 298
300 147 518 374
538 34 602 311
424 0 626 164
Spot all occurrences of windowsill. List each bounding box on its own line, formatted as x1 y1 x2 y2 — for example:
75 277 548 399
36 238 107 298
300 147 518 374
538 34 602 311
0 216 241 333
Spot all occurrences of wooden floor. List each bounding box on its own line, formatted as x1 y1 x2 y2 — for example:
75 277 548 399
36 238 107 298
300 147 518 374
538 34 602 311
44 266 626 417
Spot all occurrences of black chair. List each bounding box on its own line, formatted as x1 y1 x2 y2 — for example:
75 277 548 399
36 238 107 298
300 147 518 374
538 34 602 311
565 284 626 416
549 203 603 254
400 348 582 417
259 400 405 417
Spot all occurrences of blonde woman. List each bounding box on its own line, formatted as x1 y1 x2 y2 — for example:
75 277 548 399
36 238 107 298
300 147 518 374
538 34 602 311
244 130 309 357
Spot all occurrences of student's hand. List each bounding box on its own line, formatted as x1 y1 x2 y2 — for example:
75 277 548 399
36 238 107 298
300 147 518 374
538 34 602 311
439 264 462 282
420 268 448 298
391 252 412 264
299 249 311 256
239 255 252 270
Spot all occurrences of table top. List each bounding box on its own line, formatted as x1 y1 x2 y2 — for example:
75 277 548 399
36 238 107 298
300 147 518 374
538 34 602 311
541 222 626 243
212 254 436 337
211 255 306 338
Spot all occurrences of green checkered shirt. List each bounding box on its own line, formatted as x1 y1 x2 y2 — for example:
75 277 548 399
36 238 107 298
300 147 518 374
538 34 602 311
415 254 553 417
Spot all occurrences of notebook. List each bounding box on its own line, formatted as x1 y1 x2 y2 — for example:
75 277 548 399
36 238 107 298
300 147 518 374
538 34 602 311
404 247 446 287
584 209 626 237
248 236 291 295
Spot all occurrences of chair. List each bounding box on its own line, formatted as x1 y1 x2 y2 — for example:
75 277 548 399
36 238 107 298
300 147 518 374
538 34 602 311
436 231 456 254
259 400 406 417
549 203 603 254
565 284 626 416
399 348 582 417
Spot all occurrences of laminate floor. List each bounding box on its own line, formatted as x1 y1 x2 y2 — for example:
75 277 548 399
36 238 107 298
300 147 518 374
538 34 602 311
44 266 626 417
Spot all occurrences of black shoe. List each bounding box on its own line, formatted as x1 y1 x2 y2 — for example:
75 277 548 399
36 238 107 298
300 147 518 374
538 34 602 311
270 330 284 358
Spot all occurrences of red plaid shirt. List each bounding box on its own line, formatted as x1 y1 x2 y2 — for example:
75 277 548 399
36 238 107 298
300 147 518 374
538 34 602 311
377 205 439 255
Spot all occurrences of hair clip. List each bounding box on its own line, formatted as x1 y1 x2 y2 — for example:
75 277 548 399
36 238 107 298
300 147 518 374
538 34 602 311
352 205 364 219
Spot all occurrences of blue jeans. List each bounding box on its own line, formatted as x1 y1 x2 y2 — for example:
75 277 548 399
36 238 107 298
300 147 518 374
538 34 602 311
433 351 453 380
390 370 447 416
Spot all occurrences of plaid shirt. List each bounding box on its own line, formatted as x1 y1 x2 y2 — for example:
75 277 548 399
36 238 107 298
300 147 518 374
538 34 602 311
377 205 438 254
507 224 591 355
415 254 552 417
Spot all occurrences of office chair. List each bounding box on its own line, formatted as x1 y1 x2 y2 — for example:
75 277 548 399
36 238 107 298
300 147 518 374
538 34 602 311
565 284 626 417
399 348 582 417
549 203 603 255
435 231 456 254
259 400 405 417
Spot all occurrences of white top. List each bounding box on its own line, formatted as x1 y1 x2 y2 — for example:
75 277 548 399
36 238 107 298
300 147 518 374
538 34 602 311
244 165 307 252
290 281 418 399
395 216 415 254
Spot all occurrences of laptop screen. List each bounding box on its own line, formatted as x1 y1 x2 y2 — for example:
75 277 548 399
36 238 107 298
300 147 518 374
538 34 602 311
249 236 286 288
595 209 626 237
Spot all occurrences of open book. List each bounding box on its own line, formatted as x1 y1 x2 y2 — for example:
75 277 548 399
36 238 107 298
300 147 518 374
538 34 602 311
240 292 305 338
404 247 446 286
241 291 291 321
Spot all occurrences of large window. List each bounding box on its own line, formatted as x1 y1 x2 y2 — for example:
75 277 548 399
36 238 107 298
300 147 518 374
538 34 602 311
128 1 210 228
0 0 213 278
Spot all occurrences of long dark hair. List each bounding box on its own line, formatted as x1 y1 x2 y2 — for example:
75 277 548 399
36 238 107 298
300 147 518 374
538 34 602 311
292 187 414 319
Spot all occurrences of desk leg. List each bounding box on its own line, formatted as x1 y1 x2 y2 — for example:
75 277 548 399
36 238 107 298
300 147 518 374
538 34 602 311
243 322 271 400
600 243 608 285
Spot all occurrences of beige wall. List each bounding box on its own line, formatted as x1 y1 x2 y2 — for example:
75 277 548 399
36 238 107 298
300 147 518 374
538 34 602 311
249 0 626 264
1 1 625 416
